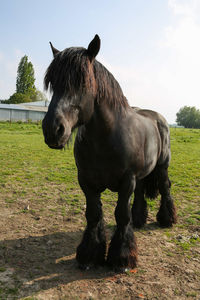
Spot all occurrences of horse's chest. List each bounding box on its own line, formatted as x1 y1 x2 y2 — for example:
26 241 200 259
75 138 126 168
74 139 127 190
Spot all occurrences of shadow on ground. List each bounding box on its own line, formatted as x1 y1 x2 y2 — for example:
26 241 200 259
0 222 162 298
0 230 114 298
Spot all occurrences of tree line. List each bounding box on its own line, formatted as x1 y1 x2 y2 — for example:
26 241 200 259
176 106 200 129
1 55 47 104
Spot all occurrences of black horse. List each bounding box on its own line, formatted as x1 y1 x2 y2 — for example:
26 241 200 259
42 35 177 271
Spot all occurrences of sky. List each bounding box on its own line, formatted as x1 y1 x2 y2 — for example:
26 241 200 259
0 0 200 123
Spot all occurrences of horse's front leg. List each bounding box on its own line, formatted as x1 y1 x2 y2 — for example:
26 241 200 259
107 174 137 271
76 179 106 269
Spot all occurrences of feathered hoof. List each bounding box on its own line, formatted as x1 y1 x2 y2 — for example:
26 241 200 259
156 204 177 228
106 225 138 271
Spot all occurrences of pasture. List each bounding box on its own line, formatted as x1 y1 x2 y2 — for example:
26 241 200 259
0 122 199 299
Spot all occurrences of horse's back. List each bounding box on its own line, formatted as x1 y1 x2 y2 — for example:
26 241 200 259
133 108 168 128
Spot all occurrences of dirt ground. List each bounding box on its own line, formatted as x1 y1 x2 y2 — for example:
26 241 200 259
0 196 199 300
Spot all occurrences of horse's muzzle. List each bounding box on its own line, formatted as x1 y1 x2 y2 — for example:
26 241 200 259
42 114 71 150
46 142 64 150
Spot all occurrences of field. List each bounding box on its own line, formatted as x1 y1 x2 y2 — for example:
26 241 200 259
0 122 199 299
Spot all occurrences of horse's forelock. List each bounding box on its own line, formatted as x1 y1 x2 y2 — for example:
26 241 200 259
44 47 94 97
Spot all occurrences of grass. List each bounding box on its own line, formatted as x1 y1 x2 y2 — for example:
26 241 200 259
0 122 200 222
169 128 200 228
0 122 78 206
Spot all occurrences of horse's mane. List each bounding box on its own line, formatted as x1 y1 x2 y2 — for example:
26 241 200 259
44 47 128 110
93 60 128 109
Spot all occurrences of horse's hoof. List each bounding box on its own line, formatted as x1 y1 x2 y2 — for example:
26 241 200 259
78 264 90 271
132 220 145 229
114 267 130 273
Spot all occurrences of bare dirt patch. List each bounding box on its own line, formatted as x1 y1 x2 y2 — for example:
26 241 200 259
0 197 199 300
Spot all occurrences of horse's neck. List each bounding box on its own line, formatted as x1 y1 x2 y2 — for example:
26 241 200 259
86 99 128 134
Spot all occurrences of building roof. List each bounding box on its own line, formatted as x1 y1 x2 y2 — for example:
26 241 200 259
19 100 50 107
0 103 48 112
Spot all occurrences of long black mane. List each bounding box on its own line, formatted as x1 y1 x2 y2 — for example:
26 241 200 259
44 47 128 109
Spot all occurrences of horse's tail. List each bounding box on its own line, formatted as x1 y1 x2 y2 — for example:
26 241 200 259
143 167 160 199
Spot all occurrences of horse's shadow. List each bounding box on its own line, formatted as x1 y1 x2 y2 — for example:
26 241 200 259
0 222 160 297
0 231 113 298
135 221 161 232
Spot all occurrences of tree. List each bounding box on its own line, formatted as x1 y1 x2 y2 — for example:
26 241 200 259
30 89 48 102
16 55 36 96
2 55 47 105
4 55 48 104
176 106 200 128
4 93 31 104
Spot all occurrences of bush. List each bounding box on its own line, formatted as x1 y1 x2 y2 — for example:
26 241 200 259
4 93 32 104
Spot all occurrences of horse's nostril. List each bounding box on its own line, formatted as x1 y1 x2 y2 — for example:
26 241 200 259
57 123 65 137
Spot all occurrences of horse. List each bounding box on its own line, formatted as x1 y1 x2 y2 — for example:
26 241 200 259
42 35 177 271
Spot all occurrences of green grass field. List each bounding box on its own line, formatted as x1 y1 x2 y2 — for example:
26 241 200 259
0 122 200 225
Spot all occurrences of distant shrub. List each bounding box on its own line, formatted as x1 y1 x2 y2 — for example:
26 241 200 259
4 92 32 104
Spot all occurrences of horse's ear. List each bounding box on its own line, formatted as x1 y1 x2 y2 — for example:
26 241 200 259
49 42 60 57
87 35 101 61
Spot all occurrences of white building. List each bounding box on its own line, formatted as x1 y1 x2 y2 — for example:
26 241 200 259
0 101 49 122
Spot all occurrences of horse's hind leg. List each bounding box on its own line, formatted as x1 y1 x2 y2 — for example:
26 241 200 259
76 176 106 269
132 179 148 228
107 173 137 271
156 165 177 227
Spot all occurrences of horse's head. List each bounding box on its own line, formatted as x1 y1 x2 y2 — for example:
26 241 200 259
42 35 100 149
